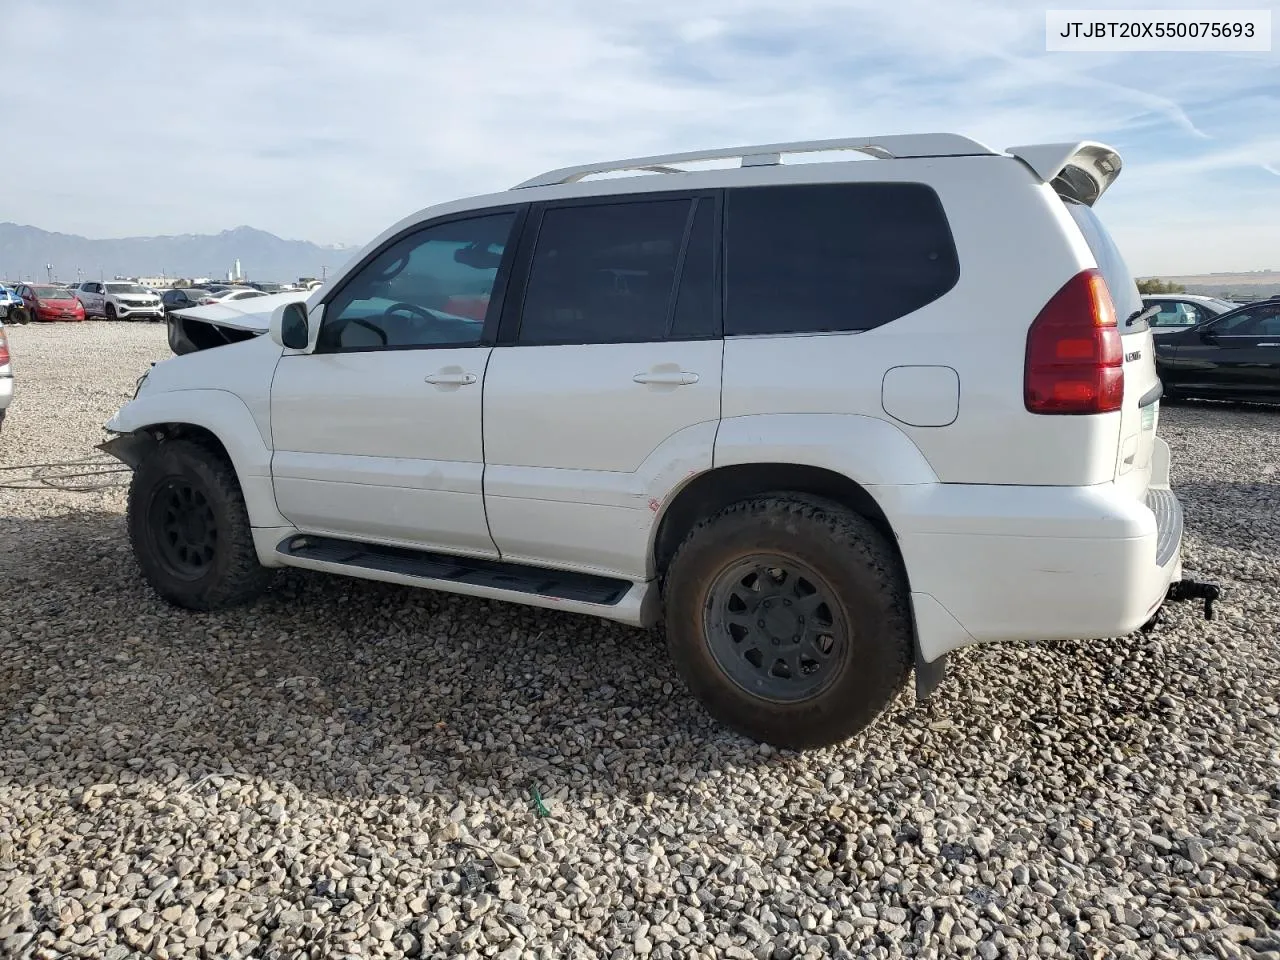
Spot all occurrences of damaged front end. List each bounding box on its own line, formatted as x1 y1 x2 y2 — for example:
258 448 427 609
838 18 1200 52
167 313 261 356
165 291 309 356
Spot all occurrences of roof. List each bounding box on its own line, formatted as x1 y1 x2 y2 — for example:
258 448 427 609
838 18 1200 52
512 133 1123 205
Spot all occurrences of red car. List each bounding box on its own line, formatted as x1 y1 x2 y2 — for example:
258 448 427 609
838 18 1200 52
16 284 86 322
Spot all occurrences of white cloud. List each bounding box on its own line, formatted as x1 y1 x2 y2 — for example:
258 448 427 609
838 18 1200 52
2 0 1276 274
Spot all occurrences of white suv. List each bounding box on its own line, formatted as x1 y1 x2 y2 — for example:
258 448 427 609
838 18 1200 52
102 133 1189 749
76 280 165 321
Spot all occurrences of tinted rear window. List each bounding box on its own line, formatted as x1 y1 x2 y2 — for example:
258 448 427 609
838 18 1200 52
724 182 959 336
1063 201 1144 332
519 199 692 345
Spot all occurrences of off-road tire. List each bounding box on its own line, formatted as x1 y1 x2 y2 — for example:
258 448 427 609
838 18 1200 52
663 495 914 750
127 438 271 611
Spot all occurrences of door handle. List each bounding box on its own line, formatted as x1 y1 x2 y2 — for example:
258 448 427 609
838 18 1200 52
1258 342 1280 348
424 371 477 385
633 371 699 385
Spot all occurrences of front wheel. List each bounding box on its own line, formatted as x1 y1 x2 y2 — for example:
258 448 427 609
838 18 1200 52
106 303 118 322
127 439 272 611
663 495 914 750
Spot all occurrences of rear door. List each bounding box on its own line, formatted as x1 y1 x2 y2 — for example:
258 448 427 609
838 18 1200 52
1063 202 1159 496
84 283 106 314
482 192 722 580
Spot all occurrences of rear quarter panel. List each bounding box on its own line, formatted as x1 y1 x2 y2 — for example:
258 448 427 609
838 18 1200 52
720 156 1118 486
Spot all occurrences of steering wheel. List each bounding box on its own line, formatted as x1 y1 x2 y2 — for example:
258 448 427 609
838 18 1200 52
385 301 435 323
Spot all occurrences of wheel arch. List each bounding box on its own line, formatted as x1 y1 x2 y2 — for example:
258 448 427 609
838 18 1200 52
102 389 287 528
652 462 899 579
651 461 950 701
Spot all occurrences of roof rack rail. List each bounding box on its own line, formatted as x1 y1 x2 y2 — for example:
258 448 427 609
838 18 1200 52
512 133 998 189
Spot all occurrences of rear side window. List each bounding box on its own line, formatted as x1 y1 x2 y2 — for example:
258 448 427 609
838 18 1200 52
1149 300 1199 328
1063 201 1144 331
518 199 693 345
724 182 959 336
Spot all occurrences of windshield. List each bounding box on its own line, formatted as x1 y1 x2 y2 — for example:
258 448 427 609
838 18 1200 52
1063 201 1145 333
106 283 150 295
1209 298 1239 312
34 285 73 299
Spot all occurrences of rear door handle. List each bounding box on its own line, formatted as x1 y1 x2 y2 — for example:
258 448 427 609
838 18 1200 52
1258 342 1280 348
633 371 699 385
424 372 477 385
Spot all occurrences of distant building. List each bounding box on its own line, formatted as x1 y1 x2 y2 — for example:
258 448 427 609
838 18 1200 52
137 276 179 290
233 259 243 281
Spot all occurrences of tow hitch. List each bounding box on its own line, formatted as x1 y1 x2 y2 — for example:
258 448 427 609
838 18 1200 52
1141 579 1222 632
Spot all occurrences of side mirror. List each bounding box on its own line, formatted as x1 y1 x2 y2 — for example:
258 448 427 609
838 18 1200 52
271 301 312 351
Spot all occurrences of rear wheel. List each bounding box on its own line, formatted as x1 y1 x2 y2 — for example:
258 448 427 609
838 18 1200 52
106 303 117 322
663 495 914 750
127 439 271 611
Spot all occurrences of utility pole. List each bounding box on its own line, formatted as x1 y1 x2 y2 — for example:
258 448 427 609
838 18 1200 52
45 264 54 284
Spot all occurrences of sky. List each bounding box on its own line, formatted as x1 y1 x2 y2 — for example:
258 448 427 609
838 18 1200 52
3 0 1277 275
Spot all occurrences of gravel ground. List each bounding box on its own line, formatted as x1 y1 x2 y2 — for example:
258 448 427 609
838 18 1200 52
1 321 1277 960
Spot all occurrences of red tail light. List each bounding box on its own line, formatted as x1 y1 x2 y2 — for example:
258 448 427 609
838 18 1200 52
0 329 9 366
1024 269 1124 415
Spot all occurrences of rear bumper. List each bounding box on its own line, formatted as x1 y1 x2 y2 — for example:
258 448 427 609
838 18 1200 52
0 375 12 409
880 458 1183 662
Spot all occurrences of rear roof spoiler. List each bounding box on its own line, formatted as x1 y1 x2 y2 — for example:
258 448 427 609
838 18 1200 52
1005 141 1122 206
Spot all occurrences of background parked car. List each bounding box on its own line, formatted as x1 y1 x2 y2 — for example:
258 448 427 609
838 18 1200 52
197 288 268 305
1142 294 1240 334
0 285 23 320
75 281 165 321
1154 299 1280 402
16 284 86 322
161 287 215 318
0 317 11 434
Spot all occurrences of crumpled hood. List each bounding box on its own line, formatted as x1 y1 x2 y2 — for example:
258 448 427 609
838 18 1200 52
171 289 311 333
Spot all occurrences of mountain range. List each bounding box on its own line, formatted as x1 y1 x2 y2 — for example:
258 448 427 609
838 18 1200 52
0 223 357 284
1151 270 1280 300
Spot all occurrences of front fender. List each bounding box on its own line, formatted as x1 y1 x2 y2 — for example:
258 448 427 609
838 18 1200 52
103 389 288 528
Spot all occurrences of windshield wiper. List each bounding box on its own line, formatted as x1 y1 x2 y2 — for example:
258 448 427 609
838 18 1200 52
1125 304 1160 328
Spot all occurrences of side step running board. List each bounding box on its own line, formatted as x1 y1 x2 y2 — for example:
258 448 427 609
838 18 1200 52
277 535 631 606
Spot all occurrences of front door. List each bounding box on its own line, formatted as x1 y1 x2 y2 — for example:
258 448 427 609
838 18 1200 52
1172 303 1280 397
1217 301 1280 395
482 194 722 580
270 209 523 557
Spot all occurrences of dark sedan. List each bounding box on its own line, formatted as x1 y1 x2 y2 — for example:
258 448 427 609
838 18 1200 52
1154 299 1280 403
161 287 214 318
